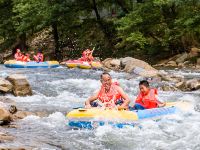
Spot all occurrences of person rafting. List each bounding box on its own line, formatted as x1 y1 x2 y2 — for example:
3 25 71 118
34 49 44 62
85 72 130 109
14 49 24 61
132 80 165 110
22 53 30 62
79 49 94 62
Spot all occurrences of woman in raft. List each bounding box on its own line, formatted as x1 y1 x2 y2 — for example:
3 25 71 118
85 72 130 109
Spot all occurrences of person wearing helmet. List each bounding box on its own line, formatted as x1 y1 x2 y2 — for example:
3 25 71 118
34 49 44 62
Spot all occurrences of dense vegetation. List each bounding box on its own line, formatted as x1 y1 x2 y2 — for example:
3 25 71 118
0 0 200 62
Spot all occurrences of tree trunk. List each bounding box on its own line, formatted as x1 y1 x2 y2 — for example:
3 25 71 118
19 33 26 51
51 22 62 60
91 0 117 57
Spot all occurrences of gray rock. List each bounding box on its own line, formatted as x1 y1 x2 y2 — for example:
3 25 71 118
6 74 32 96
175 53 189 63
0 78 13 93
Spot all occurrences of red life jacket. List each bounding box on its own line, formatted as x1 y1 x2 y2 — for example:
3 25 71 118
97 83 122 107
34 53 44 62
80 50 93 62
135 89 158 109
14 52 24 61
23 55 30 62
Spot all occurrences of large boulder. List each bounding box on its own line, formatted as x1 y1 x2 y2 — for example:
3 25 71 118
6 74 32 96
175 53 189 63
0 78 13 93
120 57 158 77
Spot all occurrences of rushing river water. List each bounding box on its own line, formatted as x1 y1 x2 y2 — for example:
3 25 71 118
0 65 200 150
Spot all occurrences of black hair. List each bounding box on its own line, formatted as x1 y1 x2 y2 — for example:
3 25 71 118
139 80 149 87
100 72 111 79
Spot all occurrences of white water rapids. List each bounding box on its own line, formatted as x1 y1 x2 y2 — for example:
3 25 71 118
0 66 200 150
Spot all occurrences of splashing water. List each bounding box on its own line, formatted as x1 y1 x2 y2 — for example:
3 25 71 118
0 65 200 150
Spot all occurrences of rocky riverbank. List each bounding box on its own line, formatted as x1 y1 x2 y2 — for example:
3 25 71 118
101 57 200 92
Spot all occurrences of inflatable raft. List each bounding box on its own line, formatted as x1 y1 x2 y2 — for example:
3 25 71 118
4 60 59 68
67 101 191 129
65 60 102 69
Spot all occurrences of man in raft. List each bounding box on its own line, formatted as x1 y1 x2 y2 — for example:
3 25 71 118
79 49 94 62
131 80 165 110
85 72 130 109
14 49 24 61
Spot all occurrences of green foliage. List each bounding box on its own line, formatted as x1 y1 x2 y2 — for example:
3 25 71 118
1 0 200 62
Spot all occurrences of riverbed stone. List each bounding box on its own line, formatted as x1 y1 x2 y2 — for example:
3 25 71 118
6 74 32 96
0 78 13 93
175 53 189 63
166 61 177 67
0 106 11 123
0 132 14 141
184 79 200 91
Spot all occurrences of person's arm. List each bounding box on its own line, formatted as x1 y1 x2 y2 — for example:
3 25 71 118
154 89 166 107
116 87 130 110
85 91 99 108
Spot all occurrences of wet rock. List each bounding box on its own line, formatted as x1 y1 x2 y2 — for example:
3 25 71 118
6 74 32 96
0 78 13 93
165 61 177 67
0 96 15 104
102 58 113 69
175 53 189 63
158 72 183 83
120 57 156 71
12 111 35 120
184 79 200 91
0 132 14 141
0 106 11 124
110 59 121 69
160 84 179 91
189 47 200 57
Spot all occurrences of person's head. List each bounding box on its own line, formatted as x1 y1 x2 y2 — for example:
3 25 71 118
100 72 112 90
16 49 21 53
38 49 42 53
85 49 91 54
139 80 150 94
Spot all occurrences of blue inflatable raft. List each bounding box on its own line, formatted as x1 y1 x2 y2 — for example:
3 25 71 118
66 101 191 129
4 60 59 68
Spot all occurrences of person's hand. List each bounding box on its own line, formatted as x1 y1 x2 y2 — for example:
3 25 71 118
158 102 166 107
117 105 128 110
85 104 92 109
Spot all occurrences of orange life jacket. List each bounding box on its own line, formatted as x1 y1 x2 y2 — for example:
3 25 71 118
135 89 158 109
14 52 24 61
97 83 122 107
23 55 30 62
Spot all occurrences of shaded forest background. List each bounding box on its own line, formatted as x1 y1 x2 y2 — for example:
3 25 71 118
0 0 200 63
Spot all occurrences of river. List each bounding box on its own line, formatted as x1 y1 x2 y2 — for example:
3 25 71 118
0 65 200 150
